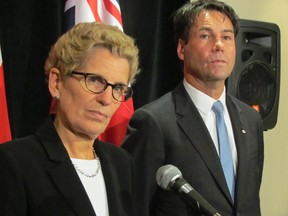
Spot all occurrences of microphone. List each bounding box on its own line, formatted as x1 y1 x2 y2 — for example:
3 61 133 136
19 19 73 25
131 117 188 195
156 164 221 216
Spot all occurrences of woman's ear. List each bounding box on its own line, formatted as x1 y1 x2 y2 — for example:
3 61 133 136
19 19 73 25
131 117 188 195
177 39 185 61
48 68 61 98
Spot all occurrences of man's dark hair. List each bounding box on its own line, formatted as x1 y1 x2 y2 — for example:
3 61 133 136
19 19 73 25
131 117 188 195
173 0 240 44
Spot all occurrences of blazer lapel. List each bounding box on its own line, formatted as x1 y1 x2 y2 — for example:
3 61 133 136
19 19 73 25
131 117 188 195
47 161 96 216
36 117 96 216
173 84 233 202
226 96 250 204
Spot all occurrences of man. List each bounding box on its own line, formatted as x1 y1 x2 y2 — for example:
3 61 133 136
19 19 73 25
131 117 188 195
122 0 264 215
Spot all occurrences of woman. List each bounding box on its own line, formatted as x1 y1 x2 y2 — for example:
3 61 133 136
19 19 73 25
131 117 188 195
0 22 139 216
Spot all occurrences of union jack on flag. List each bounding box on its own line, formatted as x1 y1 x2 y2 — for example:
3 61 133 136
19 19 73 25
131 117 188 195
63 0 123 32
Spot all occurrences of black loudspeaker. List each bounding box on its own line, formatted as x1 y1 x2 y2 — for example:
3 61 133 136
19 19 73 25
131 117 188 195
227 19 281 130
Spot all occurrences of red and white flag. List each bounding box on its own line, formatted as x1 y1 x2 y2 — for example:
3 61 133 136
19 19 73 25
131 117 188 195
64 0 123 31
0 45 12 144
50 0 134 146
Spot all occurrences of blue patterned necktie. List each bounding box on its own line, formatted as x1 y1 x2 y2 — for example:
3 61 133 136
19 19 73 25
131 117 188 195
212 101 235 200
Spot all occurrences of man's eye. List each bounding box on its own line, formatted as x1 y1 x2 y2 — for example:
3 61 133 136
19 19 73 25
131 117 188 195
223 35 232 40
200 34 209 39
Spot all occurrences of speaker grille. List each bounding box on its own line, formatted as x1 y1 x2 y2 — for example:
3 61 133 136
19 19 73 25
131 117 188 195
237 62 276 120
227 19 280 130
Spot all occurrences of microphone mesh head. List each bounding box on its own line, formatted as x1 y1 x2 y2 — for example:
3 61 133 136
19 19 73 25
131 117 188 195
156 164 182 190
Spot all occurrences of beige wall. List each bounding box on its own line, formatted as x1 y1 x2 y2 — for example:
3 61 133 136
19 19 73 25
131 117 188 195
224 0 288 215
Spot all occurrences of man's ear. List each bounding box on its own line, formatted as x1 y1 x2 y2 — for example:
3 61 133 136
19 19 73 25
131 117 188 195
48 68 61 98
177 39 185 61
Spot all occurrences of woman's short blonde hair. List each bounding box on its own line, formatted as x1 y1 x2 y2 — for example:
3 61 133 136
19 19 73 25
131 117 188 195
44 22 140 84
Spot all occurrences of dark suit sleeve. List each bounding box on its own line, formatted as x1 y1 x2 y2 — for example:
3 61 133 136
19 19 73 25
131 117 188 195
256 114 264 186
122 108 166 216
0 145 27 216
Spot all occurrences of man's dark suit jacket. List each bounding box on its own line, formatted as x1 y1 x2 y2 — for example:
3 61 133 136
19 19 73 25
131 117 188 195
0 117 134 216
122 83 264 216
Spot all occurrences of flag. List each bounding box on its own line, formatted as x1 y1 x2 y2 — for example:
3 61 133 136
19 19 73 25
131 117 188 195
50 0 134 146
98 95 134 146
0 45 12 144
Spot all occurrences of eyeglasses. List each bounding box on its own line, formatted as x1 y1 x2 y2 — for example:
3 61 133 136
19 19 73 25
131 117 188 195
70 71 133 102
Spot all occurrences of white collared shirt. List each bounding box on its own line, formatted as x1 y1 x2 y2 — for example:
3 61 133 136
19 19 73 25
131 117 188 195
183 79 238 174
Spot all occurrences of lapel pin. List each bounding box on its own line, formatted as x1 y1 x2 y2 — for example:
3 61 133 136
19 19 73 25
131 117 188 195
242 129 246 134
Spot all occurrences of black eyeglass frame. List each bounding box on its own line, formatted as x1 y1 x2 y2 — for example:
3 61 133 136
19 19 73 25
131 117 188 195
70 71 133 102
